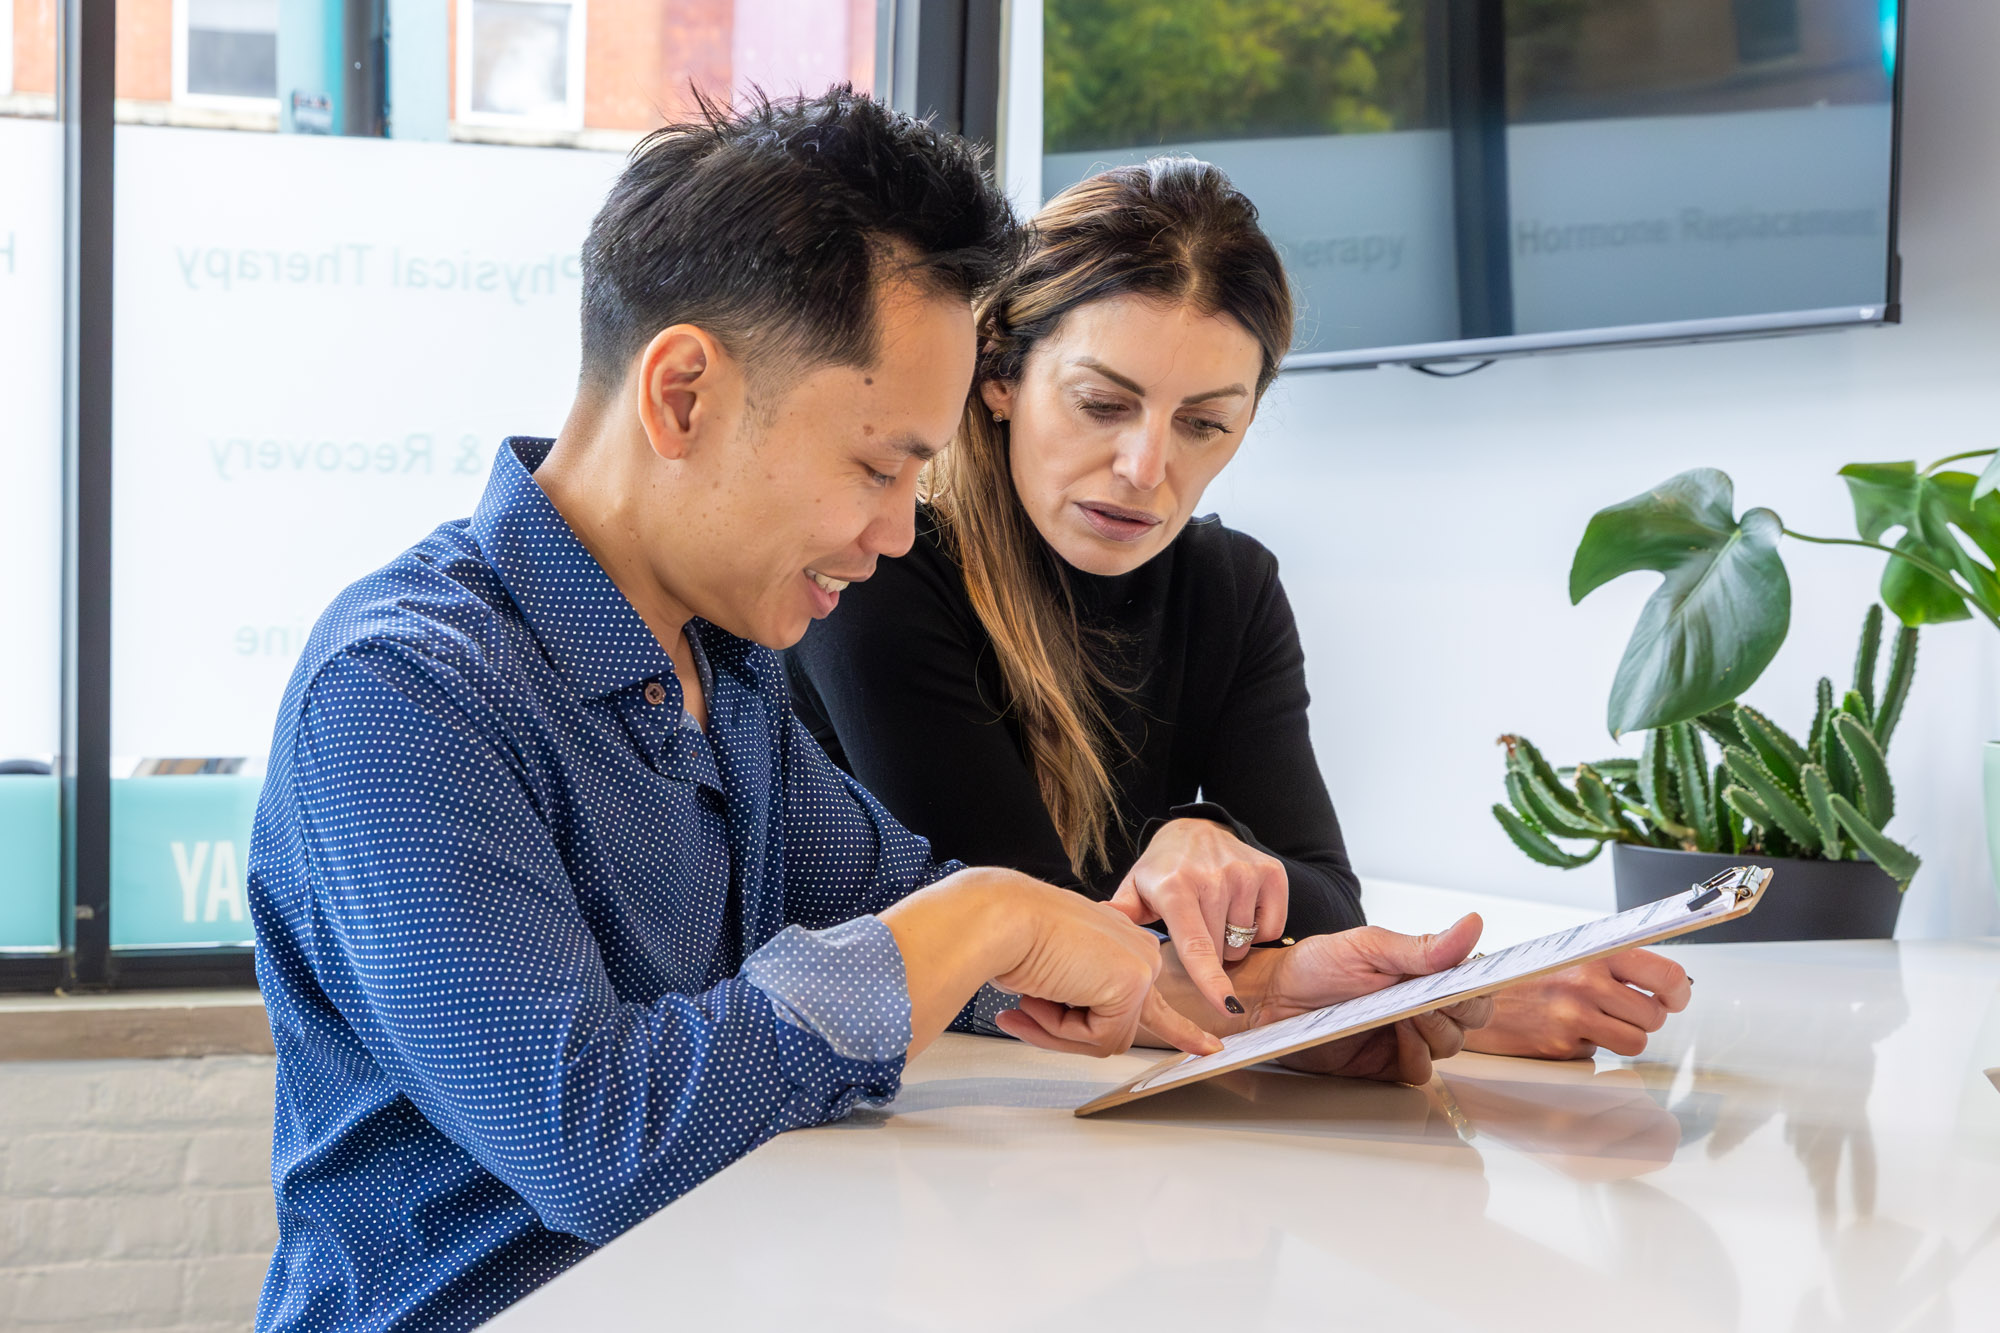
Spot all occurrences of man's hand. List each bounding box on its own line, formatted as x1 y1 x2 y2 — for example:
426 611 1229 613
1463 948 1690 1059
881 868 1221 1060
990 887 1222 1059
1108 817 1287 1018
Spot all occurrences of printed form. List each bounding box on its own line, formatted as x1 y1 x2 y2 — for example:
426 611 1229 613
1078 867 1766 1113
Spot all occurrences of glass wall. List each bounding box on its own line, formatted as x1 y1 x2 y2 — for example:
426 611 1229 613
0 1 63 953
1037 0 1452 356
104 0 877 951
1035 0 1898 359
1501 0 1894 338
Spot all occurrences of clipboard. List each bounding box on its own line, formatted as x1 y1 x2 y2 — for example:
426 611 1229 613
1075 864 1773 1117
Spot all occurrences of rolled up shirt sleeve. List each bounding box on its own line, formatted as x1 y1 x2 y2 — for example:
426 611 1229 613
740 917 913 1063
290 647 908 1247
766 706 1021 1041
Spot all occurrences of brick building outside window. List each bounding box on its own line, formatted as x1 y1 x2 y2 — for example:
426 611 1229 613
1 0 878 145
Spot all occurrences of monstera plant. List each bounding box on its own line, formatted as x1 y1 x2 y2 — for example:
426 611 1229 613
1572 451 1999 737
1531 450 2000 936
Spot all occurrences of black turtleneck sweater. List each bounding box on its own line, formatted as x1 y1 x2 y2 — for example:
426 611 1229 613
784 507 1365 940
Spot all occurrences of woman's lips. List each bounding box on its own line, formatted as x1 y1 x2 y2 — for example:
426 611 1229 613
1076 502 1162 542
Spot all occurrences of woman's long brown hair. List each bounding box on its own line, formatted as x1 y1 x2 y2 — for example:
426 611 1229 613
924 157 1295 879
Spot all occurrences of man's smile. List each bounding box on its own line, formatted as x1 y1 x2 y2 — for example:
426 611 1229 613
806 568 852 595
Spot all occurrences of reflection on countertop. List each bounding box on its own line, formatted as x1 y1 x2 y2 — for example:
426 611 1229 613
483 940 2000 1333
1439 1059 1680 1179
1631 938 1910 1227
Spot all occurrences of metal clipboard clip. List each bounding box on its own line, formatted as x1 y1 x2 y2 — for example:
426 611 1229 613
1686 864 1772 912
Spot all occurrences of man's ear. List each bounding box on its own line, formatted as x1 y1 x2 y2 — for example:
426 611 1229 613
977 378 1015 421
635 325 736 462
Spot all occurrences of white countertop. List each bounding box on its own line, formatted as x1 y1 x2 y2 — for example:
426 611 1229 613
487 932 2000 1332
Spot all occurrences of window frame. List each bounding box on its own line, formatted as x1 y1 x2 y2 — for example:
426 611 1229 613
454 0 589 133
2 0 994 994
170 0 283 115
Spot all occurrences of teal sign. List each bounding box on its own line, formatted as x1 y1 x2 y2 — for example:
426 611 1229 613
0 776 60 951
111 776 263 948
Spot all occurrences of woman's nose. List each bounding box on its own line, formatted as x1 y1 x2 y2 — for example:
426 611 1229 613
1113 419 1170 492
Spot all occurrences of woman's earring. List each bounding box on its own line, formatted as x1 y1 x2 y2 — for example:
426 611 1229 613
992 410 1006 423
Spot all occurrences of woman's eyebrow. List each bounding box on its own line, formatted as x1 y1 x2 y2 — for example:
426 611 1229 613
1072 358 1247 405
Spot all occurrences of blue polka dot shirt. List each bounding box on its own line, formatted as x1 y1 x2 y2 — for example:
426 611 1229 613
248 437 954 1332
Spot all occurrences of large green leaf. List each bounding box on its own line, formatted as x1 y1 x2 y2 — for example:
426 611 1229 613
1974 453 2000 502
1840 463 2000 624
1880 534 1972 624
1571 470 1791 736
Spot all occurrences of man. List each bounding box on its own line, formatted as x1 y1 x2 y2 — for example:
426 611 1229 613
249 89 1488 1332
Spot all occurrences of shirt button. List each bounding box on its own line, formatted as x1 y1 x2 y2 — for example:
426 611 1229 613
643 680 667 706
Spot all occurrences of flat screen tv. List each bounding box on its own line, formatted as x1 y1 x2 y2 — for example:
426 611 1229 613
1040 0 1904 370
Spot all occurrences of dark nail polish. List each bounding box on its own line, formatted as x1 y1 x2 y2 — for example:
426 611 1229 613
1224 995 1245 1015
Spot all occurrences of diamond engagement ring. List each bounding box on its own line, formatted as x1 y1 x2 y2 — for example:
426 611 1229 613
1224 922 1256 949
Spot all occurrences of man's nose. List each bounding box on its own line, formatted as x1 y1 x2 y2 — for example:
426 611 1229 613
1113 417 1170 493
866 491 919 560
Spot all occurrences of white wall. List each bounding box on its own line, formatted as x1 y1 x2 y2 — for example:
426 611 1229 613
0 1056 277 1331
1206 0 2000 940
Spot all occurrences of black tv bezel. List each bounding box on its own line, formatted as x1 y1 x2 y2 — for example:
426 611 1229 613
1280 6 1908 375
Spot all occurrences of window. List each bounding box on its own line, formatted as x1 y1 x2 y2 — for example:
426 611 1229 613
79 1 882 972
177 0 280 105
5 0 891 987
458 0 587 129
1031 0 1446 356
732 0 865 96
1027 0 1896 359
0 11 61 957
1735 0 1806 65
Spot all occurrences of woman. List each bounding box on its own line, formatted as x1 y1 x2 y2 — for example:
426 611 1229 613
787 158 1687 1057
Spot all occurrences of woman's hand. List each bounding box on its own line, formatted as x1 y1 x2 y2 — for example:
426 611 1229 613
1108 817 1288 1017
1251 915 1493 1084
1140 914 1491 1085
1461 948 1690 1059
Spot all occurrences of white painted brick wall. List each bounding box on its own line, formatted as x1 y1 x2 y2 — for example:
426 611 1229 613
0 1056 277 1332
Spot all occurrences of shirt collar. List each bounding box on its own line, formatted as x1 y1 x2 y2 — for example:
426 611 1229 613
471 436 677 699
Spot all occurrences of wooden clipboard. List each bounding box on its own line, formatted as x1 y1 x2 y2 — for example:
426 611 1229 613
1074 864 1773 1117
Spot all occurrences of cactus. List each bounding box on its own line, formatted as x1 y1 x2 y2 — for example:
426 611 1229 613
1874 622 1917 749
1667 722 1717 853
1495 605 1922 889
1808 676 1834 759
1853 603 1882 715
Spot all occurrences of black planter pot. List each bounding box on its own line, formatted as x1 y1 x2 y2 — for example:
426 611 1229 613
1611 843 1904 942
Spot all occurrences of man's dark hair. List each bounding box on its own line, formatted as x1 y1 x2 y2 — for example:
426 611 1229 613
579 86 1018 397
